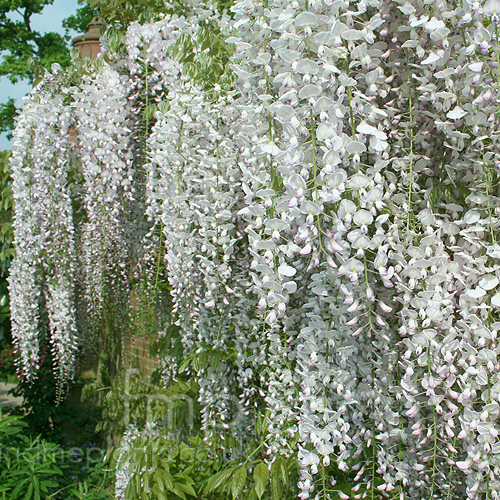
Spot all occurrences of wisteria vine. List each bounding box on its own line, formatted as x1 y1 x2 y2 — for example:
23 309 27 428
9 0 500 498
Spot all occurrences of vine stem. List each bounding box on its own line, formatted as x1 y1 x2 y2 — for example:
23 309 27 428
363 254 377 500
50 481 115 499
405 49 415 234
152 221 164 303
345 57 358 173
214 115 225 343
145 57 149 141
496 23 500 94
322 463 327 500
428 343 438 500
176 120 184 206
444 431 458 500
483 153 496 244
309 107 324 252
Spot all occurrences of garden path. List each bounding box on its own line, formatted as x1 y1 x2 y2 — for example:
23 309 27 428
0 382 22 409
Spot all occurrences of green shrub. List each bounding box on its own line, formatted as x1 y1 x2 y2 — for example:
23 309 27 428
8 346 102 446
0 344 16 381
0 408 115 500
105 372 300 500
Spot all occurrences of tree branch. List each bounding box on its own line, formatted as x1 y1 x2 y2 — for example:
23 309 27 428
22 7 31 32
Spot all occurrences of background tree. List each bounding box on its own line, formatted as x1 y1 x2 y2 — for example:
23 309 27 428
84 0 233 29
0 0 98 138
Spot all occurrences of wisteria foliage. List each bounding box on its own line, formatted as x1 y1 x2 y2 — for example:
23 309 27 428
10 0 500 497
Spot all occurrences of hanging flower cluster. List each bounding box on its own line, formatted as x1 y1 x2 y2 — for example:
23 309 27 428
10 0 500 497
114 423 160 500
9 59 136 383
9 66 78 384
127 13 200 292
224 0 401 496
139 18 252 443
73 63 135 325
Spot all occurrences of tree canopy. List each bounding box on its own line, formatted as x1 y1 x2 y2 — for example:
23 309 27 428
85 0 234 28
0 0 97 137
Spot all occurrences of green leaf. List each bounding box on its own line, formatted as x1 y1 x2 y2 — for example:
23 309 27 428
155 470 174 492
167 483 186 500
231 466 247 499
191 354 201 372
270 474 281 500
143 471 151 492
152 484 168 500
253 462 269 499
272 457 288 486
10 478 28 498
203 467 235 495
177 482 197 498
178 356 191 373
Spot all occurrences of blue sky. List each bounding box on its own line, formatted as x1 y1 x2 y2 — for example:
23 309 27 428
0 0 81 150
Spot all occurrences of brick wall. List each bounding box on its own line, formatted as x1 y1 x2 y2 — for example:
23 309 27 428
130 334 159 376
